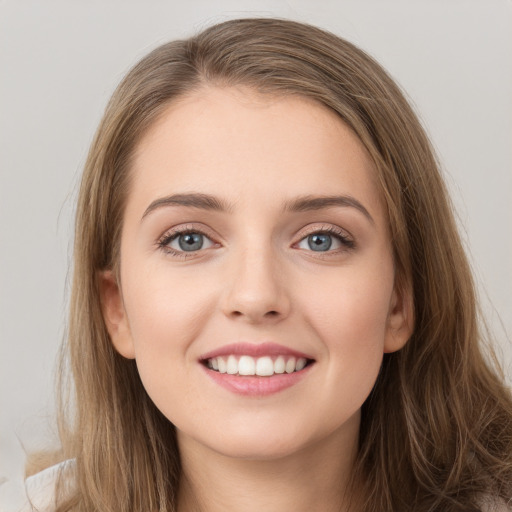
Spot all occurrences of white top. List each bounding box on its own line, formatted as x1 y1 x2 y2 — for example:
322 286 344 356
2 459 510 511
0 460 74 512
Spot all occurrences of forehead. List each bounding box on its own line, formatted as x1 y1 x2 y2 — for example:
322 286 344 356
128 86 384 222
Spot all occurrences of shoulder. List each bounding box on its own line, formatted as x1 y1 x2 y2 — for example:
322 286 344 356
22 459 75 512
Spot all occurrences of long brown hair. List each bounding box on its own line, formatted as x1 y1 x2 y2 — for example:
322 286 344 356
55 18 512 511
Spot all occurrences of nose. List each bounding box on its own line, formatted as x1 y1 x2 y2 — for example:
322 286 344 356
221 246 291 324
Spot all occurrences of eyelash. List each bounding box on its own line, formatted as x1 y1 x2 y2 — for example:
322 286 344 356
157 224 355 259
157 225 218 259
297 225 355 253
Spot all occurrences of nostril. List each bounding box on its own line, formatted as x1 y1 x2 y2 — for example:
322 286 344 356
231 310 279 317
226 302 288 322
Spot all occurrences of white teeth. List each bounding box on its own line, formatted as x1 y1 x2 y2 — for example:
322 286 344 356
238 355 256 376
274 356 285 374
207 355 309 376
296 358 307 371
218 357 227 374
285 357 296 374
256 356 274 376
227 355 238 375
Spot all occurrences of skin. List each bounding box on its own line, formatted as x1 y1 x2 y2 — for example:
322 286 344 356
101 87 413 511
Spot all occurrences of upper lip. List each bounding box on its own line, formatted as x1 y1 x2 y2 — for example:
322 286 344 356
199 342 314 361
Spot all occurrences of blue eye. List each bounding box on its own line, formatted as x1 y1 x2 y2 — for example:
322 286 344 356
296 229 353 252
162 231 215 253
177 233 204 251
307 233 332 251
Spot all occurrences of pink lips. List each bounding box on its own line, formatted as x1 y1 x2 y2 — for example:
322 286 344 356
200 342 312 360
200 342 314 397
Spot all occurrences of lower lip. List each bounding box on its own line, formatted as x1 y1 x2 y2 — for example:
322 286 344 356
201 364 313 396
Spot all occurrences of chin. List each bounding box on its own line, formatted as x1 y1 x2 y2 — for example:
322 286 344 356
183 414 338 462
209 433 309 461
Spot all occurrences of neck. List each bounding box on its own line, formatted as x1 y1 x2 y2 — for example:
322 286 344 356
177 413 361 512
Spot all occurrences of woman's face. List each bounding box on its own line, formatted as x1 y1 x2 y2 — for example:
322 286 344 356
102 87 412 460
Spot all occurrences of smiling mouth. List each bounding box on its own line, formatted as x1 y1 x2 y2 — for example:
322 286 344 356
203 355 315 377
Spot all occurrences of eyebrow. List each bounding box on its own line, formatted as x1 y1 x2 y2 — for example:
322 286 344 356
142 193 232 220
141 192 374 224
284 195 374 224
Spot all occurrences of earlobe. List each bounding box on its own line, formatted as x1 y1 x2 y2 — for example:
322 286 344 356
98 270 136 359
384 284 414 354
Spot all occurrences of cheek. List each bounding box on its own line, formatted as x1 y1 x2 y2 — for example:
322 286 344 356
299 260 394 388
122 259 216 348
119 262 218 405
121 298 205 428
302 262 394 344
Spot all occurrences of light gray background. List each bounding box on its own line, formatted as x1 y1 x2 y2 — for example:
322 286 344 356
1 0 511 497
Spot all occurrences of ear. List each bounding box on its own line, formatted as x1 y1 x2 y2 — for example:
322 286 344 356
384 282 414 354
98 270 136 359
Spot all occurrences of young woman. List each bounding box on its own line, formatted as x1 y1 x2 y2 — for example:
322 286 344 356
23 17 512 512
